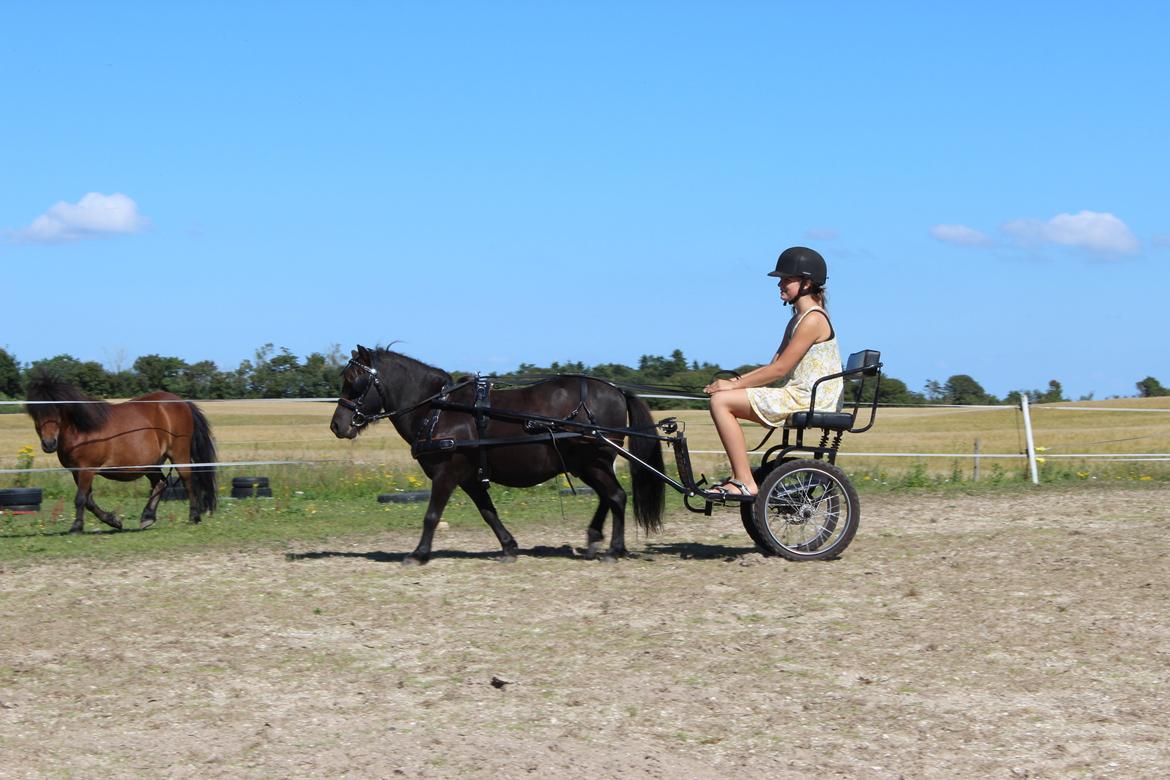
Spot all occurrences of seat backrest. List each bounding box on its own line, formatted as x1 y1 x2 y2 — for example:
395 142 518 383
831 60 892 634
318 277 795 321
841 349 882 433
845 349 881 375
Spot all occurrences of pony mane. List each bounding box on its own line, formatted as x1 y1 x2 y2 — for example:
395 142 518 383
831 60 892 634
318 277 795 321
344 344 453 386
377 346 453 383
25 369 112 432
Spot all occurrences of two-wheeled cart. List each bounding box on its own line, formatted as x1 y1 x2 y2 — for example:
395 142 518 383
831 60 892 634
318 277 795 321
601 349 883 561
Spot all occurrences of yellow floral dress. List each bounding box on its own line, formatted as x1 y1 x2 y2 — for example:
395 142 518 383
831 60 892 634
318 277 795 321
746 307 843 427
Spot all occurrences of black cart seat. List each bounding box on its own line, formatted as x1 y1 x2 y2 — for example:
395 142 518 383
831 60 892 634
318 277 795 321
761 349 883 466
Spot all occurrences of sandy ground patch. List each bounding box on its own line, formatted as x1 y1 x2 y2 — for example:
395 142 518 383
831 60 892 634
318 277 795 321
2 486 1168 778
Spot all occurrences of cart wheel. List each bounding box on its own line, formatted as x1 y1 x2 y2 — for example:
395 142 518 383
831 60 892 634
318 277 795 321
745 459 860 561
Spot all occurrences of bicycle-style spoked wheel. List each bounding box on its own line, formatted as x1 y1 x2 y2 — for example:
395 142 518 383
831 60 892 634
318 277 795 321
747 459 860 561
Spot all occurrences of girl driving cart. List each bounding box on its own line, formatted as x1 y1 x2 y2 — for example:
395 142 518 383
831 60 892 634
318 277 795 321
703 246 843 499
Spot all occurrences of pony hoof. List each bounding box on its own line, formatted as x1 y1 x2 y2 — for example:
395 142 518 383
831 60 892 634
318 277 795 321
68 526 84 535
497 553 518 564
140 517 156 530
103 516 123 530
402 556 427 567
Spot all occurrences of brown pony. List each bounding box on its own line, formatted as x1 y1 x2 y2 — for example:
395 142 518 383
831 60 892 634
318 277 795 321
25 370 218 533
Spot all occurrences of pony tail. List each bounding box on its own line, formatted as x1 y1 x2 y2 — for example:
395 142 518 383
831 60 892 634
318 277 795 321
187 402 218 515
624 390 665 533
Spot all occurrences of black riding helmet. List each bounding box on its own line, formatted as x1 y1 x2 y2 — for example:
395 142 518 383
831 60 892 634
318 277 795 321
767 246 828 286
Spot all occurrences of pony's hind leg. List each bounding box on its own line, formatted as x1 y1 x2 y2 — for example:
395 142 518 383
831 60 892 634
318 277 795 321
140 470 167 529
461 480 519 563
584 500 609 559
172 467 202 524
577 461 629 559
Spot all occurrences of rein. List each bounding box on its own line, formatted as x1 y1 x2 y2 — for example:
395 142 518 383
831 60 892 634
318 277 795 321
336 361 730 448
337 359 724 432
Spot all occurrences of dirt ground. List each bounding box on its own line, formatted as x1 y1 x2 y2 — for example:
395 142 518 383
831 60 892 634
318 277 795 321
1 485 1168 779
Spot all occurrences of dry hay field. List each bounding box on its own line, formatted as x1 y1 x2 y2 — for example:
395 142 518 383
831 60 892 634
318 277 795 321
4 394 1170 480
2 398 1170 777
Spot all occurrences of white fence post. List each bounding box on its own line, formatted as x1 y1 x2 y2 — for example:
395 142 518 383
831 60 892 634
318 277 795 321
1020 395 1040 485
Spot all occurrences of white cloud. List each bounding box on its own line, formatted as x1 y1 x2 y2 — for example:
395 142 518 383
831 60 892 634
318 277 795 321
929 224 993 247
14 192 148 243
1001 210 1139 256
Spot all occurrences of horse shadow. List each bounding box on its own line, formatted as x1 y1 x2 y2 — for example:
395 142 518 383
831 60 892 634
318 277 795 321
287 545 592 563
286 540 759 564
0 526 146 539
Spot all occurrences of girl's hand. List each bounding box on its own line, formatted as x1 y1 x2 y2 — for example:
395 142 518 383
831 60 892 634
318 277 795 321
703 378 737 395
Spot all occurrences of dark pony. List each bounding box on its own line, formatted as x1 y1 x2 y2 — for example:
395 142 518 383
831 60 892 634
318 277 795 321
25 369 218 533
330 346 665 564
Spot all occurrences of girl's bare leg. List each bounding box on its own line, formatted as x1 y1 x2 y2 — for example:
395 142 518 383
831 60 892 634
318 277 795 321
708 389 765 495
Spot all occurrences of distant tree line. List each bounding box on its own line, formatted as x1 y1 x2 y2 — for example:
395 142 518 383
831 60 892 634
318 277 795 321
0 345 1164 409
0 344 346 403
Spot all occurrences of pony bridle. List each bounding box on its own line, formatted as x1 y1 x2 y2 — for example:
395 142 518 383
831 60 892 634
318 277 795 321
337 359 389 429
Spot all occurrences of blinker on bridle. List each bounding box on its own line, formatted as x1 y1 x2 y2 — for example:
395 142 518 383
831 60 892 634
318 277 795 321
336 359 386 429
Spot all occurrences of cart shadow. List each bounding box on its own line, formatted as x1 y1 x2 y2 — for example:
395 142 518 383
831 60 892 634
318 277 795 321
642 541 759 560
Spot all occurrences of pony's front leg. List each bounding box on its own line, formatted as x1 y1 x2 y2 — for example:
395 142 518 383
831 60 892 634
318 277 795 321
69 471 87 534
405 471 458 566
75 471 122 532
85 493 123 531
462 480 519 562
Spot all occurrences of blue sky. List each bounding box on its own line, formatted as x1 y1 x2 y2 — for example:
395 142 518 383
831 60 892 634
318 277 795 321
2 2 1167 399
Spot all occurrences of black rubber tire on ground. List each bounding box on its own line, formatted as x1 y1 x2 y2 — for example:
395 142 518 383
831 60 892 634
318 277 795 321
739 461 781 551
160 475 188 501
377 491 431 504
0 488 43 508
744 459 860 561
231 476 269 488
161 486 188 501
